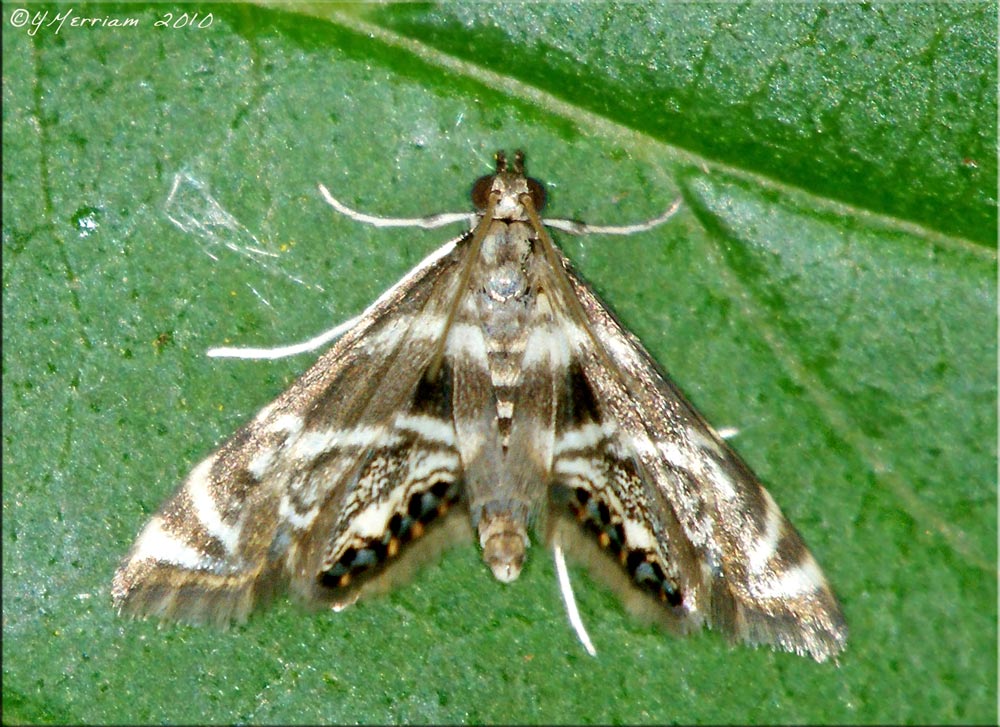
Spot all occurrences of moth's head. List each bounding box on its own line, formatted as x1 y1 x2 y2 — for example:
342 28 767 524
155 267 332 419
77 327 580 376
471 149 547 219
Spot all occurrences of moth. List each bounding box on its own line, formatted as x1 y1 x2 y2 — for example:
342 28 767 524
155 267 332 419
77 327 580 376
113 151 847 662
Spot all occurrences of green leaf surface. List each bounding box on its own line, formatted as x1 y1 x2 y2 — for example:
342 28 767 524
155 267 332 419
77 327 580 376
3 2 996 724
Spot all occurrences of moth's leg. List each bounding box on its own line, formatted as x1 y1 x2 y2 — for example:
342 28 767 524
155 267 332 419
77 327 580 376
208 232 466 361
553 536 598 657
207 316 362 360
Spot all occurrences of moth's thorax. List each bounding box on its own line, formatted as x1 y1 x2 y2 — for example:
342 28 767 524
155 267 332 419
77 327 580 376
478 219 534 305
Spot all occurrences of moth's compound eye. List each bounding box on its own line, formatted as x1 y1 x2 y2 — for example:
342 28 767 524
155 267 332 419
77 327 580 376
471 175 495 211
526 177 547 212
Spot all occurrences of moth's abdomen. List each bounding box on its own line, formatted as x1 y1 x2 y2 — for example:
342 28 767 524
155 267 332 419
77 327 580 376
477 508 529 583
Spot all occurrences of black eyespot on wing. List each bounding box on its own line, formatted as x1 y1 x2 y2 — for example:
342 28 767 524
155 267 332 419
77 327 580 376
319 478 462 591
559 484 686 610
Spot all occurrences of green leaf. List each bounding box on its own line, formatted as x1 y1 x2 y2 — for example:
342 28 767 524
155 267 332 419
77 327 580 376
3 2 995 724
